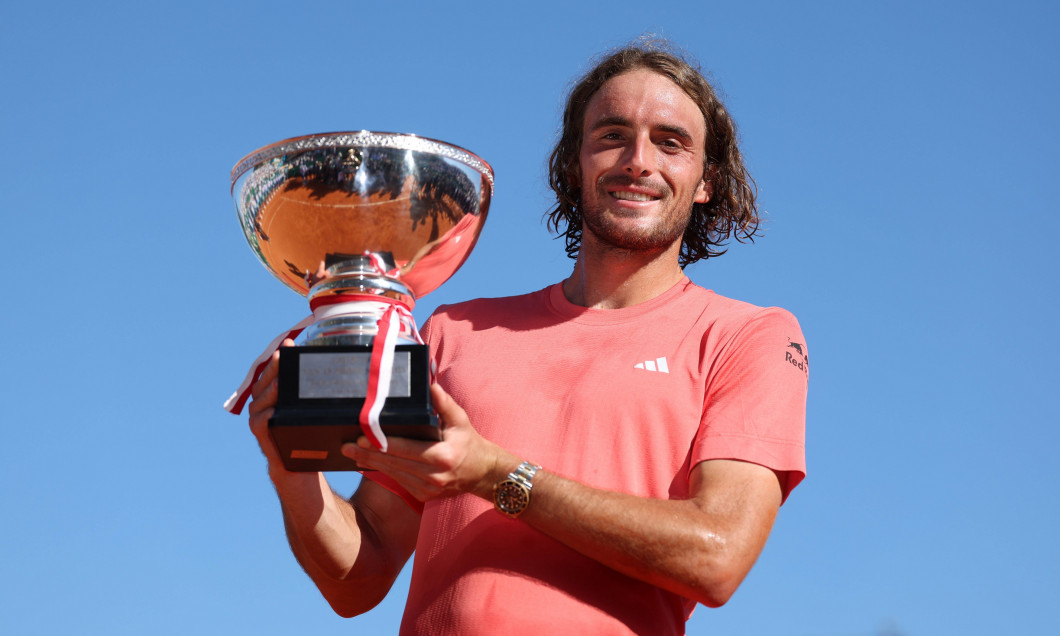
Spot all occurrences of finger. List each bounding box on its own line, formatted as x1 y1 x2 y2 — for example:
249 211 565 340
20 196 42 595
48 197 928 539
251 350 281 400
376 433 439 459
248 408 287 468
342 437 443 475
250 338 295 403
341 442 444 501
248 377 277 416
342 436 428 464
429 382 451 411
430 383 469 431
248 407 274 438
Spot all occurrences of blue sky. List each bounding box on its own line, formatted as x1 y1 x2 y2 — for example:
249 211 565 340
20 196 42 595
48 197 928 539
2 1 1057 634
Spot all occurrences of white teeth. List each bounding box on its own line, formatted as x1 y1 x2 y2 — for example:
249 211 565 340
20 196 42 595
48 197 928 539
611 191 656 202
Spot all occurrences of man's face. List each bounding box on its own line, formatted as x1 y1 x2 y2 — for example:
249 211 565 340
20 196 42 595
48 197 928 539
577 68 711 255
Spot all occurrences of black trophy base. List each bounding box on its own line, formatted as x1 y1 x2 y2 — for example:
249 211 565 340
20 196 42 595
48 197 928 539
270 343 440 471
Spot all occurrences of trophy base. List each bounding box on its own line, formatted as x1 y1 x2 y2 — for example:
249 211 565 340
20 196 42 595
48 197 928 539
270 343 440 471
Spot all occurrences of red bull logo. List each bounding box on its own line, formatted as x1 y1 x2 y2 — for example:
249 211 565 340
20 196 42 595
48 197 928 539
785 339 809 374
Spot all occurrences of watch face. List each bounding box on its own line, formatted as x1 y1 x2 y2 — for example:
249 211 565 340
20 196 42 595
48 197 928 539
496 481 530 516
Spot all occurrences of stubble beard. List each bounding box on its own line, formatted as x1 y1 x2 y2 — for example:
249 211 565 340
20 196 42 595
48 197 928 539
580 181 694 255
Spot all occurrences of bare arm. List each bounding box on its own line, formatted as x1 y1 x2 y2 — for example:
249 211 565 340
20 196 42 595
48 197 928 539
248 343 419 616
277 479 419 617
518 459 779 607
343 384 781 608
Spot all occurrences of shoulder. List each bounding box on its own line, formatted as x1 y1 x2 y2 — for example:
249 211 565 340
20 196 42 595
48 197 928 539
676 285 808 382
683 284 804 343
695 288 809 393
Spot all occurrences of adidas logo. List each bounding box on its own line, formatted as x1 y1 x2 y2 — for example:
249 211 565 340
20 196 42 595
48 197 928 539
634 357 669 373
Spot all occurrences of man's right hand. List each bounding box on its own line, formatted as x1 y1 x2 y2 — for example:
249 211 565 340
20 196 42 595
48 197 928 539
247 338 296 474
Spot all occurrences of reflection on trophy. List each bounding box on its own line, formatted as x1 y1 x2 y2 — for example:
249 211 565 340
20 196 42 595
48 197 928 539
224 132 493 471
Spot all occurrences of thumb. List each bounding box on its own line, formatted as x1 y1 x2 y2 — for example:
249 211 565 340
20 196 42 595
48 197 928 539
430 383 468 430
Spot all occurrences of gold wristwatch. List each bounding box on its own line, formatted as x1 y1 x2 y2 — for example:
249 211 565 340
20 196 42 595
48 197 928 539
493 461 541 518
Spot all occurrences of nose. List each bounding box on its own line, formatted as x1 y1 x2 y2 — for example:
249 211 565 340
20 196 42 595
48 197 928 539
620 133 653 176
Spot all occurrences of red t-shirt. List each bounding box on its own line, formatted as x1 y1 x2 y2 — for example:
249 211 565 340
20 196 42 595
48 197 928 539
370 278 807 635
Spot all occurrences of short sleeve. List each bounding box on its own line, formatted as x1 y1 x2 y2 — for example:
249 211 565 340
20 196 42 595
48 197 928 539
419 313 436 344
693 308 808 502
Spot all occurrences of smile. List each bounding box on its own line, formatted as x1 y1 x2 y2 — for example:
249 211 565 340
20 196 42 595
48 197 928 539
610 191 659 202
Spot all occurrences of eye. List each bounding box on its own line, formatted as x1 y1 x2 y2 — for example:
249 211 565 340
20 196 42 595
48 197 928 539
658 138 683 152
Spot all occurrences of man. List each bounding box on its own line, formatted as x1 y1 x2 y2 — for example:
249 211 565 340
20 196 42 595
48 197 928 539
248 43 807 635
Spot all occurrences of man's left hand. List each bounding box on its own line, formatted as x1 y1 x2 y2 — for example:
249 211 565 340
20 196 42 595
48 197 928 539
341 384 515 502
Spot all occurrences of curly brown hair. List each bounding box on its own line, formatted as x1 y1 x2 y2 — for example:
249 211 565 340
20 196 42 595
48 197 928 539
546 42 760 266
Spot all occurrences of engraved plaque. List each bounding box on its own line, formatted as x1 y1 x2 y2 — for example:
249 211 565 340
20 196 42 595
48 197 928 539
298 351 411 399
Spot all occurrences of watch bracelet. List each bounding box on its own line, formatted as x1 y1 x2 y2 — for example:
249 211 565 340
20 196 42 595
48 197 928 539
492 461 542 518
510 461 541 489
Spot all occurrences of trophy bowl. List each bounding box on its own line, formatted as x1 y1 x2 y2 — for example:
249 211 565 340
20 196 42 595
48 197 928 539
229 132 493 471
232 131 493 300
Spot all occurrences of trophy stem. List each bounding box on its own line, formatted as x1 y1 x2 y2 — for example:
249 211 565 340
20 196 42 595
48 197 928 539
303 253 420 347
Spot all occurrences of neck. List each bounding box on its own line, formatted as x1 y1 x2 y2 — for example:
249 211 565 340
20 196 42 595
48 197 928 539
562 237 685 309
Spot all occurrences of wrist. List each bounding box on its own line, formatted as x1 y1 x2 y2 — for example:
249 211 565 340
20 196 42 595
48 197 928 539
472 448 518 500
268 463 324 496
493 460 543 519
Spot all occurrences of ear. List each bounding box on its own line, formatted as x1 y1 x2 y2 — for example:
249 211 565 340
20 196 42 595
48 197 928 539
566 165 583 205
694 178 712 204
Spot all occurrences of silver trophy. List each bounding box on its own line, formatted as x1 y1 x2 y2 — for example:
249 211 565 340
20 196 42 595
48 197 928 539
226 131 492 471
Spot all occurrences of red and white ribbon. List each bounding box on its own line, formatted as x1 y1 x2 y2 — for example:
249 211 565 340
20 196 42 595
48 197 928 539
347 254 422 452
222 315 315 416
225 252 422 452
222 295 372 415
224 301 421 454
357 305 399 452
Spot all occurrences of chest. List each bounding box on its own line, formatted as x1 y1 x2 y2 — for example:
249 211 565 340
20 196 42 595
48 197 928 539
435 319 711 496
